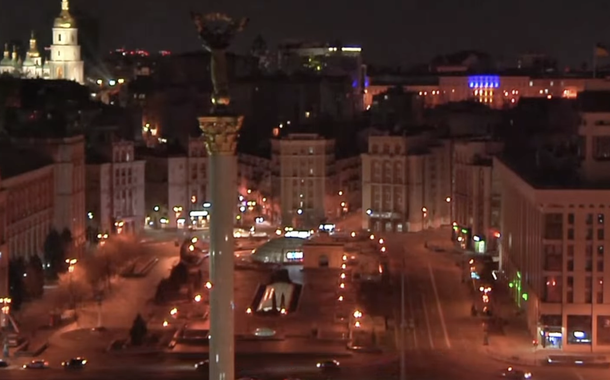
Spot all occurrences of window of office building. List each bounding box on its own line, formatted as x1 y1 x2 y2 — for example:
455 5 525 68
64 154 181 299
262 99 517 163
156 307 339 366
567 276 574 303
544 213 563 240
543 276 562 303
593 136 610 160
585 276 593 303
567 245 574 271
543 244 562 271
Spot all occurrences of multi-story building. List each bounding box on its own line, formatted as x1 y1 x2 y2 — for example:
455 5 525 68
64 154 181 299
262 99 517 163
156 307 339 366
335 156 362 216
271 133 335 228
452 139 503 252
496 91 610 352
167 137 210 229
277 42 366 110
361 133 452 233
238 153 273 223
364 75 610 111
86 140 145 236
0 143 54 297
13 135 86 255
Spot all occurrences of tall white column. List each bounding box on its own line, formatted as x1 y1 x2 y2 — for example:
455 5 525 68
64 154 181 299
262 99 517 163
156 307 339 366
199 115 243 380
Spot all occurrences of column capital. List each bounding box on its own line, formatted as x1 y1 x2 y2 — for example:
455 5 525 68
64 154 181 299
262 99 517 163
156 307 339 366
198 115 244 155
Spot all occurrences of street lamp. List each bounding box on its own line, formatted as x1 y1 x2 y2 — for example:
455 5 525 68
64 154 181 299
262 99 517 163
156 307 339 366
194 294 202 303
0 297 10 358
205 281 213 289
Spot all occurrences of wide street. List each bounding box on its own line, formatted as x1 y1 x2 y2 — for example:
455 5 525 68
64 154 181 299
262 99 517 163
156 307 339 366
3 228 607 380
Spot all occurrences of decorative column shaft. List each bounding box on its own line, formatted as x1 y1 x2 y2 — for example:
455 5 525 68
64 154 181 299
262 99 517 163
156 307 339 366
199 115 243 380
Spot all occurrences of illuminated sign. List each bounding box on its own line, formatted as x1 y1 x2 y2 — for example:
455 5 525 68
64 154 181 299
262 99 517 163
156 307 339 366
285 231 311 239
286 251 304 261
468 75 500 89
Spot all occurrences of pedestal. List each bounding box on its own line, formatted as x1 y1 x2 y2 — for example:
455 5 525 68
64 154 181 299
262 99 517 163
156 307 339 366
199 115 243 380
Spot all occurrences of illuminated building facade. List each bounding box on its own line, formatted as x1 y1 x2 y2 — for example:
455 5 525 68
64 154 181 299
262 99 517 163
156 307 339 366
86 140 145 236
12 135 86 256
364 75 602 110
167 137 209 229
452 139 503 253
0 144 54 298
361 134 451 233
496 95 610 351
271 133 336 228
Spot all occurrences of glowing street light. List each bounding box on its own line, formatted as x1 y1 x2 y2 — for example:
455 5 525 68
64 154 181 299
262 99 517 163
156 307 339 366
280 308 287 315
170 308 178 316
353 310 363 319
354 321 361 328
338 296 344 301
246 307 252 315
162 320 169 327
191 237 198 243
340 283 345 289
340 273 346 279
194 294 202 303
378 238 384 245
188 245 195 252
205 281 213 289
350 231 356 237
446 197 451 203
341 264 346 269
381 247 386 253
342 255 347 261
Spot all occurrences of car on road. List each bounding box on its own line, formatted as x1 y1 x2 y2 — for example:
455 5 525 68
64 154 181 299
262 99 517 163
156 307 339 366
62 357 88 369
23 359 49 369
317 359 340 371
0 359 8 368
194 360 209 371
500 367 532 379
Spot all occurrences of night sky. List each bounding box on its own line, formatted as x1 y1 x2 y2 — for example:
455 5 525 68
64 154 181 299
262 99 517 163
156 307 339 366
1 0 610 67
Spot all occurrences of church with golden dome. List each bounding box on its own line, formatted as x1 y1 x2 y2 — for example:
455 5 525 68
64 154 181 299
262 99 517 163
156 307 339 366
0 0 84 84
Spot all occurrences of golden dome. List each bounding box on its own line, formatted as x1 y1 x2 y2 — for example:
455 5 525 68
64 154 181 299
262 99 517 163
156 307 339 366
54 0 76 28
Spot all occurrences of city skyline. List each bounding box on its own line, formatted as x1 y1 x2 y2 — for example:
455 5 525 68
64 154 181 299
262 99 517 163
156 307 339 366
0 0 609 67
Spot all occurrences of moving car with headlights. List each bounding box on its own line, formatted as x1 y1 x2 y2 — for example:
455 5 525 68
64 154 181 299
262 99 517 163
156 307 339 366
62 357 87 369
500 366 532 379
23 359 49 369
194 360 209 371
317 359 340 371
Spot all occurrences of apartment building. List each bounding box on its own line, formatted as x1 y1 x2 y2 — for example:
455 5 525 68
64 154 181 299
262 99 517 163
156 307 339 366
452 139 503 252
271 133 335 228
167 137 210 229
14 136 86 255
86 140 146 236
361 133 451 232
496 91 610 352
0 144 54 297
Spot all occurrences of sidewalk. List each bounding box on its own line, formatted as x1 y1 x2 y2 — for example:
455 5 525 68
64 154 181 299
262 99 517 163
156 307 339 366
481 279 610 366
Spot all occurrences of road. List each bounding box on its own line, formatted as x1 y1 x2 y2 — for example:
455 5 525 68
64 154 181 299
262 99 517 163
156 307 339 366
0 352 604 380
382 230 604 380
5 229 605 380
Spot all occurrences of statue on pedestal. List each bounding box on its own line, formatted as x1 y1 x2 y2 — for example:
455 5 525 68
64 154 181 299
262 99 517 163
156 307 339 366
191 12 248 107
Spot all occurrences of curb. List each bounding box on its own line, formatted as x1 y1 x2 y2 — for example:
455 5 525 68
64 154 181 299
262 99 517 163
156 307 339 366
483 347 538 366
